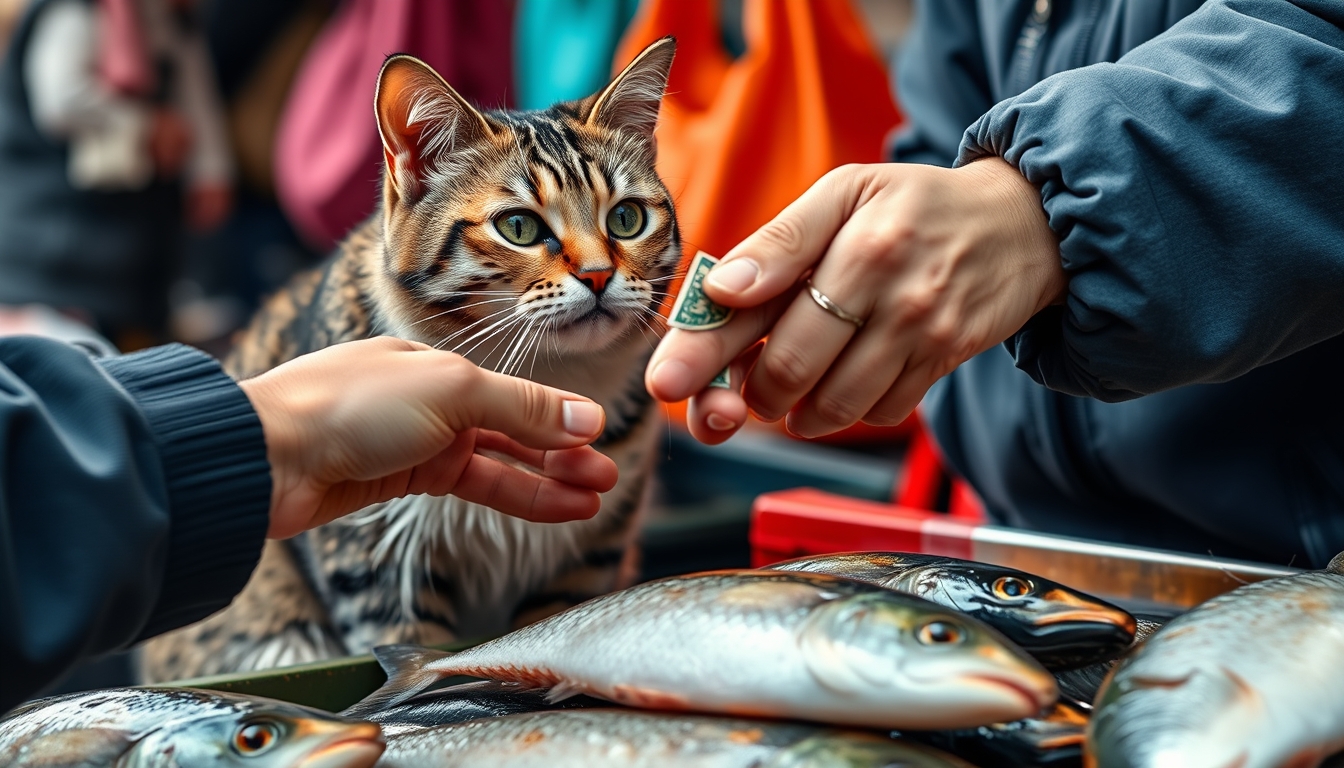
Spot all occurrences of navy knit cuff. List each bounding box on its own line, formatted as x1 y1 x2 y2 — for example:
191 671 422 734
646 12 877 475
98 345 272 639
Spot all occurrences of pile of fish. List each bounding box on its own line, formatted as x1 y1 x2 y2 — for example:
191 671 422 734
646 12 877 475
4 550 1342 767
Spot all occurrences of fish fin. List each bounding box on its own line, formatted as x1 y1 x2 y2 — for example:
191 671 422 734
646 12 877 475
1328 551 1344 575
345 644 455 715
14 728 135 767
543 680 588 703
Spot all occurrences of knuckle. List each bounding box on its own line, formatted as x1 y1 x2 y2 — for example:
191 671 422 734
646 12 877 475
813 392 863 427
761 345 814 392
924 315 959 348
514 380 553 426
894 287 939 323
755 216 808 256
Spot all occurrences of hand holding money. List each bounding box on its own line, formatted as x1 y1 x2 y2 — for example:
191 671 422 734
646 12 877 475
646 159 1064 443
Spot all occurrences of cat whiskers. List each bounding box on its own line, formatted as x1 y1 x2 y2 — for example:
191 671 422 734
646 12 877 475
407 296 517 331
432 303 524 350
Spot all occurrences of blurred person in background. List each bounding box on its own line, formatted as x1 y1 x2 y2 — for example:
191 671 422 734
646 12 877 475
0 0 232 350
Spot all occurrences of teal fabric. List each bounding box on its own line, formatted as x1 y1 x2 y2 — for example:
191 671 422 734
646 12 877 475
514 0 642 110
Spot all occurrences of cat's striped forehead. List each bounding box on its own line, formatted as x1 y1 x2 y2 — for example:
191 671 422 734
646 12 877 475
461 106 662 206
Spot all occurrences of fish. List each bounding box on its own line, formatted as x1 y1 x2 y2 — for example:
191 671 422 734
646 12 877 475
341 679 605 735
765 552 1137 670
375 708 977 767
1054 615 1167 707
363 570 1058 730
1087 552 1344 768
904 700 1090 768
0 687 383 768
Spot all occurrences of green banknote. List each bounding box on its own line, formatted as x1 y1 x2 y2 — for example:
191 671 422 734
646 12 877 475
668 251 734 331
708 366 731 390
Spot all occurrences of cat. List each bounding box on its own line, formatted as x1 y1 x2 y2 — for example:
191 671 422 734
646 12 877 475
139 38 680 682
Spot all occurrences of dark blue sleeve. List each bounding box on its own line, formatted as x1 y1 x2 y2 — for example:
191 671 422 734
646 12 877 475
889 0 994 167
958 0 1344 400
0 338 271 710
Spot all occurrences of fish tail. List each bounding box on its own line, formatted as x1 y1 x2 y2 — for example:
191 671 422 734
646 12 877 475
1328 551 1343 575
346 645 456 715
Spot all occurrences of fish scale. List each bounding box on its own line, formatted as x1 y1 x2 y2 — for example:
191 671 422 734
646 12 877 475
376 709 976 768
365 570 1058 730
1088 566 1344 768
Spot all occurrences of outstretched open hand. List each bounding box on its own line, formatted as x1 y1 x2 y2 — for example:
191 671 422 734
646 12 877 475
241 337 618 539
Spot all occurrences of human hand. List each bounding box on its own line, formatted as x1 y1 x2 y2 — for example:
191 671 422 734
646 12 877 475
240 337 618 539
186 182 233 232
149 108 191 178
646 158 1065 443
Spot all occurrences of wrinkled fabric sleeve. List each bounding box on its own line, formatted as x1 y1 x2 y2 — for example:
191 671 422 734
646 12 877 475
0 339 270 710
889 0 994 167
958 0 1344 400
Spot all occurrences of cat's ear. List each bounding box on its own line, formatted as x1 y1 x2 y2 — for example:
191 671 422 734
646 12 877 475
375 54 493 201
587 36 675 138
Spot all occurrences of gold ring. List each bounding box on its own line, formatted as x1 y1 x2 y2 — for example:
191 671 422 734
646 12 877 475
805 279 865 328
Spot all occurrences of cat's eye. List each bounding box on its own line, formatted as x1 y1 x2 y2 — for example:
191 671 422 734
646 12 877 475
607 201 646 239
495 210 544 246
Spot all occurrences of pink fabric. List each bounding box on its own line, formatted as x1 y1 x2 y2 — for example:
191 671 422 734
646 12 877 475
274 0 515 250
97 0 154 97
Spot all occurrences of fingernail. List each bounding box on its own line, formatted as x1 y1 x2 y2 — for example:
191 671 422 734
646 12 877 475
649 359 692 399
563 400 604 437
706 258 759 293
706 413 737 431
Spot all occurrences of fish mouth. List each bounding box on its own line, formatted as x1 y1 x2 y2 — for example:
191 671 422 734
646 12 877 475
1007 598 1138 669
966 674 1056 713
297 737 386 768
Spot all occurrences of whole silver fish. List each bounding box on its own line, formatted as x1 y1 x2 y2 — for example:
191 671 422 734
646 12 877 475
376 708 976 767
0 687 384 768
766 552 1137 670
342 680 605 736
365 570 1058 730
1088 552 1344 768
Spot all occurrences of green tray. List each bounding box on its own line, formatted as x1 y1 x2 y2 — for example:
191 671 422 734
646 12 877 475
154 641 486 713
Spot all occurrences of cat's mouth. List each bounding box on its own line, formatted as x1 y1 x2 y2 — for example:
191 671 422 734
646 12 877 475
565 305 618 326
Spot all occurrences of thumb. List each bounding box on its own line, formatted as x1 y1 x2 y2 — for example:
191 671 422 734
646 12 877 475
443 366 606 450
703 166 865 307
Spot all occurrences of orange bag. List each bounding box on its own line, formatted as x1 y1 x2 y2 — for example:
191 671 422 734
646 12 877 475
615 0 907 442
615 0 901 262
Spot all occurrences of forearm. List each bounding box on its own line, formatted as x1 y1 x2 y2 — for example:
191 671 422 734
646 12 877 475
960 0 1344 399
0 340 269 709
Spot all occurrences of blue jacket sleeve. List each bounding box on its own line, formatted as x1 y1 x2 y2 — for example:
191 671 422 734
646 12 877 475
890 0 994 167
958 0 1344 400
0 338 271 710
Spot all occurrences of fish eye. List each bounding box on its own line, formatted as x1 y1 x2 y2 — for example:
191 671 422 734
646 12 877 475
916 620 965 646
607 200 646 239
494 210 545 246
233 721 280 756
992 576 1033 600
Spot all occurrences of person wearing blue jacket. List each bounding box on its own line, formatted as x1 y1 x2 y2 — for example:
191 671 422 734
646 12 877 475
0 334 615 712
648 0 1344 568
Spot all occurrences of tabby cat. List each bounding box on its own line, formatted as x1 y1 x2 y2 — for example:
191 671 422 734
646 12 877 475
140 38 680 681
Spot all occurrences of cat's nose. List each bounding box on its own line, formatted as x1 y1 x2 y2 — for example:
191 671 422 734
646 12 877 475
577 267 614 296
